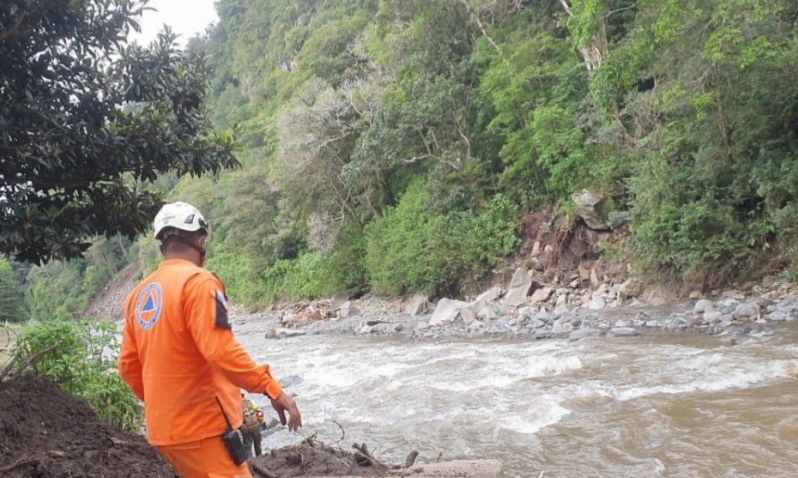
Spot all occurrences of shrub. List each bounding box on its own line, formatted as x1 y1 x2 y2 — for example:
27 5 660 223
12 320 141 432
365 181 519 295
277 252 338 301
204 248 267 307
627 157 755 284
364 181 444 294
431 194 519 293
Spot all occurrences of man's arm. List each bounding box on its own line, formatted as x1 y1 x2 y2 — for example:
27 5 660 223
118 319 145 401
184 273 302 430
182 274 284 399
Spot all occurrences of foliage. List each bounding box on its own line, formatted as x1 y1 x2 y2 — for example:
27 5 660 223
0 0 238 264
0 259 27 323
204 246 268 307
20 0 798 304
431 194 519 293
12 320 141 432
365 181 518 295
365 181 444 294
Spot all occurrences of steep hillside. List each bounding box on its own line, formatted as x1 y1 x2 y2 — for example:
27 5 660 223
84 258 142 322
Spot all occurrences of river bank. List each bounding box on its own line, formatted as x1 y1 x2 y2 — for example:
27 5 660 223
246 271 798 345
84 247 798 345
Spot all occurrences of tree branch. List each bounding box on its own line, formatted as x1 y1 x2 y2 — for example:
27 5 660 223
605 4 637 18
558 0 573 17
402 154 436 164
458 0 507 63
0 14 33 44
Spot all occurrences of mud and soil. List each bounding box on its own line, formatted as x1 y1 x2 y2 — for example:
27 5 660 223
0 374 179 478
0 375 394 477
249 439 398 477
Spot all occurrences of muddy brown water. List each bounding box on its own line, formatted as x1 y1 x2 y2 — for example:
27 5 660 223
235 318 798 478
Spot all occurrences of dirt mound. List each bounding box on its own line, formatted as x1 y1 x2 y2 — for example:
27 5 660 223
0 374 179 478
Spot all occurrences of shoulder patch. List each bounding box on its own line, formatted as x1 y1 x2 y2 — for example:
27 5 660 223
134 283 163 330
213 289 231 329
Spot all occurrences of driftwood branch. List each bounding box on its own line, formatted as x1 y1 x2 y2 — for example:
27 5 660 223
0 353 20 382
0 342 61 382
331 419 345 444
352 442 389 469
0 455 39 474
249 462 278 478
404 450 419 468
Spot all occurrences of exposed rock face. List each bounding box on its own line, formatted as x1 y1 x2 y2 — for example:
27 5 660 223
83 258 142 321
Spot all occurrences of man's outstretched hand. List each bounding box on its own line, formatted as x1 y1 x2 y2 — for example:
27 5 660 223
270 392 302 431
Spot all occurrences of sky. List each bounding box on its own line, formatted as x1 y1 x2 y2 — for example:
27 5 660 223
127 0 219 46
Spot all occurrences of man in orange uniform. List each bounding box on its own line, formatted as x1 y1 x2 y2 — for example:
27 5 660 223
119 202 302 478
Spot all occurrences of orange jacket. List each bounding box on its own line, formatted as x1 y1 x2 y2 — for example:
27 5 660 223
118 259 283 446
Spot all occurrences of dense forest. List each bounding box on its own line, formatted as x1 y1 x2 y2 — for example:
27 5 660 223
8 0 798 321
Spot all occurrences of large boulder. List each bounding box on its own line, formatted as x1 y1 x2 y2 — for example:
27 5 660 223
474 287 502 305
429 298 470 326
618 278 645 298
459 306 477 325
404 295 430 316
502 267 533 308
572 189 615 230
528 287 553 305
339 301 358 318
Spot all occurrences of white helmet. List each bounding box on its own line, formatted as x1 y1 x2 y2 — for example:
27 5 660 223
153 202 211 241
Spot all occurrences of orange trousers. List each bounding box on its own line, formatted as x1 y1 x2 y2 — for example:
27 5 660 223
157 435 252 478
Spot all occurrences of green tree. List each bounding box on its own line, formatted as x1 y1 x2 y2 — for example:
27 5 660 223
0 0 238 264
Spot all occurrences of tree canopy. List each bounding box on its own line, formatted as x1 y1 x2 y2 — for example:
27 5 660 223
0 0 238 264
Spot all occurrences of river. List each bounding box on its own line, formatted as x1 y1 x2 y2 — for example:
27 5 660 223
235 317 798 478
